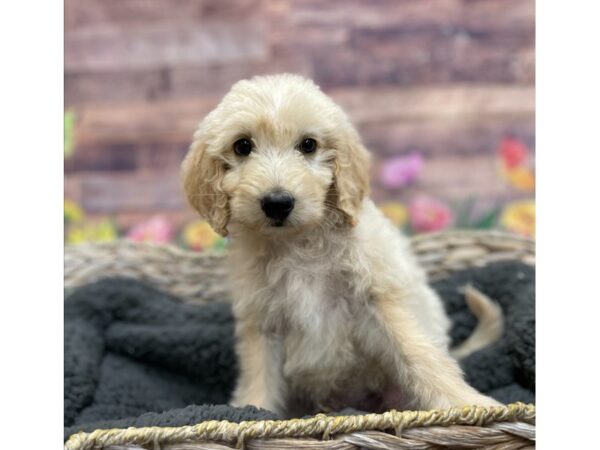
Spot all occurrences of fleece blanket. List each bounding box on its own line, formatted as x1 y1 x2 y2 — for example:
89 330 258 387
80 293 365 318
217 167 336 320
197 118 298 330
64 261 535 439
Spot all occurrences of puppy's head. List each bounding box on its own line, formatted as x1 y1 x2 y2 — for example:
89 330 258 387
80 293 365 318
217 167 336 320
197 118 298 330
182 74 370 236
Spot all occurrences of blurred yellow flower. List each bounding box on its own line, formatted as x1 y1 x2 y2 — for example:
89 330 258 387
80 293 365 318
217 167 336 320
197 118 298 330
64 199 84 224
182 220 221 250
500 166 535 192
66 219 118 244
378 202 409 227
501 201 535 237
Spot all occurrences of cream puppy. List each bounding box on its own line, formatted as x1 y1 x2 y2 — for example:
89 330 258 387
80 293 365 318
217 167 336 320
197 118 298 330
182 74 502 416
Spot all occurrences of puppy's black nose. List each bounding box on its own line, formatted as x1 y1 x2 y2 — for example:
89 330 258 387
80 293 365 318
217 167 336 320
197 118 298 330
261 191 295 221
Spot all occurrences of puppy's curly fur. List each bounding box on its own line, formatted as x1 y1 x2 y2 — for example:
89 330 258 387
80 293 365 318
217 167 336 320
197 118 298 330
182 74 501 416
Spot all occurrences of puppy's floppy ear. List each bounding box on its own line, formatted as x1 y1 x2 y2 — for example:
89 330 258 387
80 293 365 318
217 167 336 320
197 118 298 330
333 126 371 226
181 130 230 236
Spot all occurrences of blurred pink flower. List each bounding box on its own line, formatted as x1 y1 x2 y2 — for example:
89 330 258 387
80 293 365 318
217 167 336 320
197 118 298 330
380 152 424 189
409 197 453 233
127 216 173 244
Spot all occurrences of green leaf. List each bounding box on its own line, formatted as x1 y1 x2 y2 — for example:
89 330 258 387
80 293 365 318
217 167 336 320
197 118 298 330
64 110 75 158
473 208 501 229
455 197 475 228
213 237 229 251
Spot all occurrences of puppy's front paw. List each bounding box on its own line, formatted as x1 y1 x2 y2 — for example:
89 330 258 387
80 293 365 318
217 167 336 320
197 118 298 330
230 390 272 410
230 395 260 409
229 397 245 408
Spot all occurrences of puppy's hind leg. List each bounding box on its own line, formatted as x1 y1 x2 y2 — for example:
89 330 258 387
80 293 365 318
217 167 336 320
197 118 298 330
367 285 502 410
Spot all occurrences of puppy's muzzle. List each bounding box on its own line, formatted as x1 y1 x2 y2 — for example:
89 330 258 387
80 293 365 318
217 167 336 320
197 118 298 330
261 190 295 224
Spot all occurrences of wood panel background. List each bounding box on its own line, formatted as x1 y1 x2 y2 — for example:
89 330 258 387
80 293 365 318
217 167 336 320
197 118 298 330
64 0 535 229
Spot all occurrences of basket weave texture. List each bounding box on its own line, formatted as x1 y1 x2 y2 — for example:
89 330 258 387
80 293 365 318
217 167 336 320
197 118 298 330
65 230 534 303
64 230 535 449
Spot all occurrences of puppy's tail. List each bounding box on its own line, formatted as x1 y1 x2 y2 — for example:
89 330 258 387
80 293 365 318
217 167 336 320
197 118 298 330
450 285 504 361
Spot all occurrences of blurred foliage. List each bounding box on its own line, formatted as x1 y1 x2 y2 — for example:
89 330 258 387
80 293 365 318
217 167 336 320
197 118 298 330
64 110 75 159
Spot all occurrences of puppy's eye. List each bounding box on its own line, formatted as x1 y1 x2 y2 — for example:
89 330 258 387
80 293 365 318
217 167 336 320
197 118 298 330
299 138 317 154
234 138 253 156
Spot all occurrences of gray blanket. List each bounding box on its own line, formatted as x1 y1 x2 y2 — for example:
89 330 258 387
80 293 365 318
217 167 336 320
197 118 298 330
64 261 535 439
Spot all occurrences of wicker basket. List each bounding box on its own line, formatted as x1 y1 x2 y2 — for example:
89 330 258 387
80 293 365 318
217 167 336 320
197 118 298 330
64 230 535 450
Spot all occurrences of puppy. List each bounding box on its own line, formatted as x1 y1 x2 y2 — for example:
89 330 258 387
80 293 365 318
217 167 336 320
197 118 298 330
182 74 502 416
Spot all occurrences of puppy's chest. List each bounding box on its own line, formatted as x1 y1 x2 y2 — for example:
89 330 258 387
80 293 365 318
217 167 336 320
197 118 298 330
262 261 360 333
260 260 370 379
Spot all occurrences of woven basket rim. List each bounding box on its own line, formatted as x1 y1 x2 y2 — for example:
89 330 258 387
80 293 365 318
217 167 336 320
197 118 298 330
64 402 535 450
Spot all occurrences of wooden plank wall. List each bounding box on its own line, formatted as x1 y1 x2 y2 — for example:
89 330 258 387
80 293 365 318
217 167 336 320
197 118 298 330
64 0 535 228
